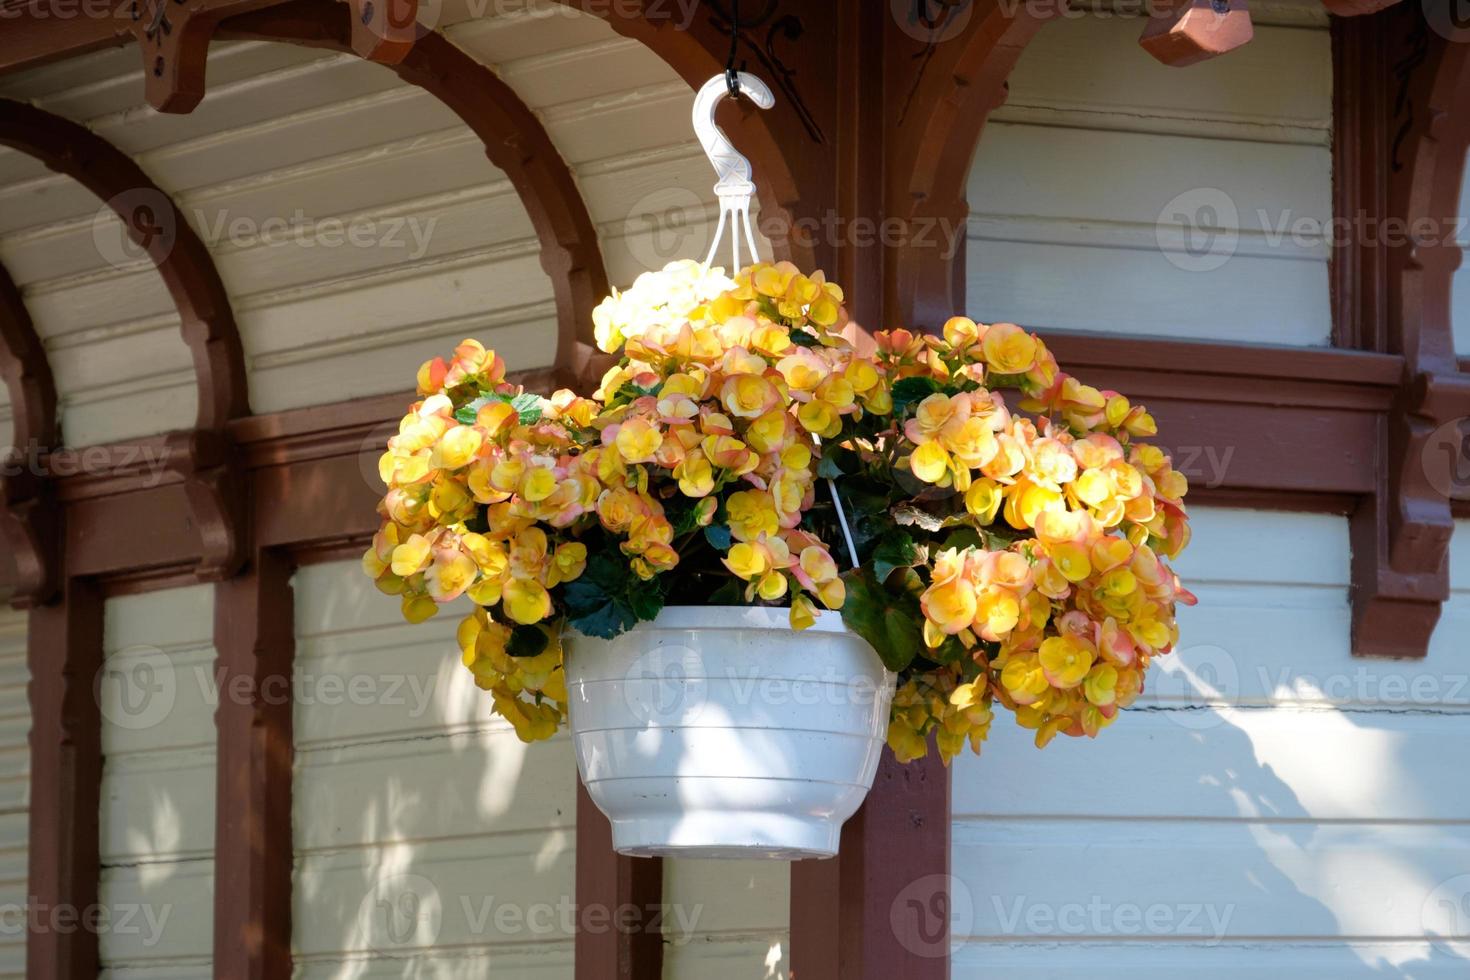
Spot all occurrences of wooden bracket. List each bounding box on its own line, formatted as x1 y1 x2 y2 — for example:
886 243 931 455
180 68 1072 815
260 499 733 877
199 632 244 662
126 0 222 113
164 428 247 582
0 262 58 607
1140 0 1254 67
1338 10 1470 657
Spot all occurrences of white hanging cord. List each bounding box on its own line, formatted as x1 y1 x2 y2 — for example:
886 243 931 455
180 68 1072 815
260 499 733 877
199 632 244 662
693 70 860 572
814 435 861 570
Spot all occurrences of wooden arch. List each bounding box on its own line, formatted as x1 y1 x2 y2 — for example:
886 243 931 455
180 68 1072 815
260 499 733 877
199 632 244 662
221 0 610 387
884 3 1058 329
1348 11 1470 657
0 101 247 433
0 262 59 605
0 99 249 581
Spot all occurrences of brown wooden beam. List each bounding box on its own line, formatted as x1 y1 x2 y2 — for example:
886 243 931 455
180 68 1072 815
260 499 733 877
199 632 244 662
25 575 103 979
219 0 610 383
212 548 295 980
573 780 663 980
0 260 59 606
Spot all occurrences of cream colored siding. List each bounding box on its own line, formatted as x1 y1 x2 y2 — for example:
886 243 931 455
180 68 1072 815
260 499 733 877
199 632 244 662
291 560 576 977
950 509 1470 975
662 861 788 979
0 611 27 978
967 12 1333 344
98 584 217 979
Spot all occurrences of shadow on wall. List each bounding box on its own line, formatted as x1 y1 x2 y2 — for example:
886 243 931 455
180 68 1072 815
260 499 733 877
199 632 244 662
948 626 1470 978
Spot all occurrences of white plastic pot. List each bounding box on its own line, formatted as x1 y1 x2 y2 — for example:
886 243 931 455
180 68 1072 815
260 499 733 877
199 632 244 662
564 606 895 859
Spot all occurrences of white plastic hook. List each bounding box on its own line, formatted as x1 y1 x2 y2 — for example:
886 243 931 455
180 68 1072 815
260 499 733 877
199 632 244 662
693 71 774 272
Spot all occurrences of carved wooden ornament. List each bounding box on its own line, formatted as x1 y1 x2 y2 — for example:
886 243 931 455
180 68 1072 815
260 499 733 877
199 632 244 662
127 0 217 113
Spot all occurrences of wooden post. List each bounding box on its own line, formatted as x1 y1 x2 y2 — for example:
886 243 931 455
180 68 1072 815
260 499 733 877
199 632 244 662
25 577 103 979
574 778 664 979
212 549 295 979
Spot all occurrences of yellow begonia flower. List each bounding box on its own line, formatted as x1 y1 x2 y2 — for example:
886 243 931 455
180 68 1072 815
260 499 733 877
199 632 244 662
503 578 552 625
789 595 818 631
391 534 433 577
675 451 715 498
547 543 588 587
1038 635 1096 689
727 490 780 542
426 548 477 602
722 374 782 419
981 322 1037 375
964 479 1003 523
910 441 952 484
430 424 483 471
723 541 770 580
615 418 662 464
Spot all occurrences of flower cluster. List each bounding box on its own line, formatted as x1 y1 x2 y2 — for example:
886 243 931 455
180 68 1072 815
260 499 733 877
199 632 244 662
365 260 1194 757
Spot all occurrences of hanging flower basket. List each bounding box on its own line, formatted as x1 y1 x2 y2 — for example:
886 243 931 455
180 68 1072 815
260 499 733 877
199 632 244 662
564 606 892 858
361 72 1195 860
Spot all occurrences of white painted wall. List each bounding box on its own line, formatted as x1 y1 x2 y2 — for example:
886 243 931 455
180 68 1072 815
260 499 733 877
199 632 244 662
292 561 576 978
967 10 1333 345
948 508 1470 976
97 584 217 979
0 611 26 979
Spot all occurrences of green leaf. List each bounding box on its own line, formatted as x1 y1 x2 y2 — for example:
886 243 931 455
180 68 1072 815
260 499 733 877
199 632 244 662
891 376 940 415
567 599 637 640
506 624 550 658
839 568 924 673
871 529 920 584
563 551 664 638
626 582 665 623
454 391 543 425
817 446 847 480
703 524 733 551
788 329 822 348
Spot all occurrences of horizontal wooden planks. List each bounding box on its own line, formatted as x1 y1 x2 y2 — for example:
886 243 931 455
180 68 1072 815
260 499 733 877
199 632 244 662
968 15 1333 347
96 585 217 977
290 561 576 977
950 511 1470 976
